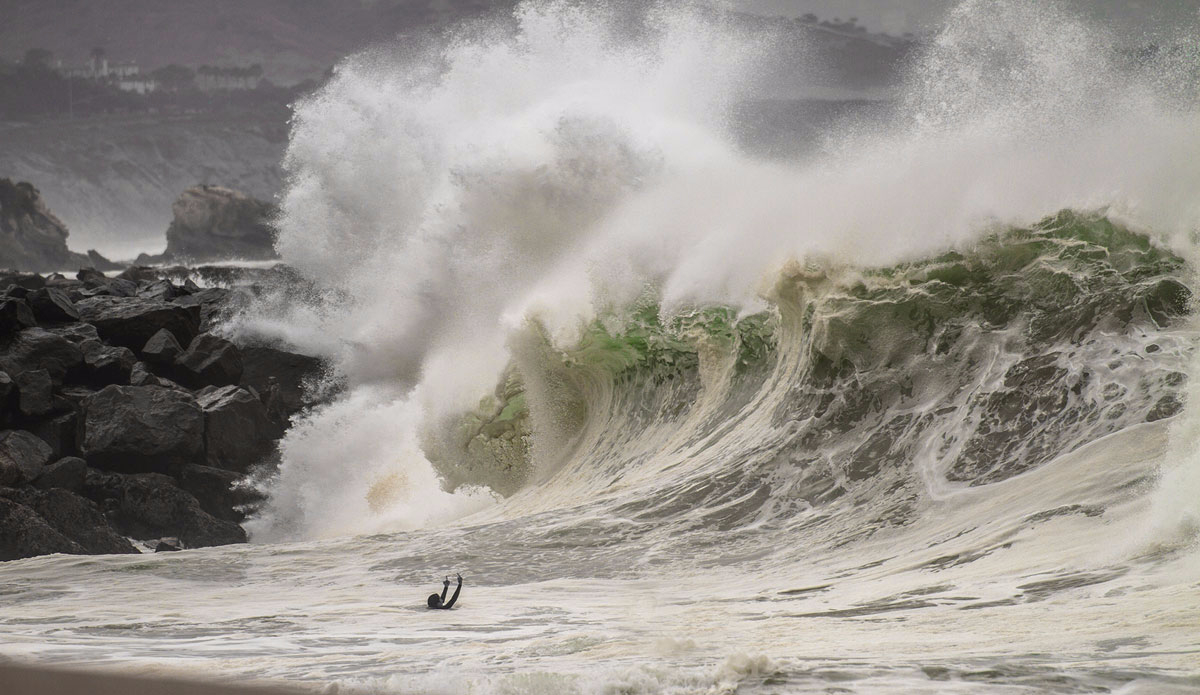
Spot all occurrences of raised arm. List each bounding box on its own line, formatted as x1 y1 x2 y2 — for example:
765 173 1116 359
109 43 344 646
440 577 450 605
443 573 463 609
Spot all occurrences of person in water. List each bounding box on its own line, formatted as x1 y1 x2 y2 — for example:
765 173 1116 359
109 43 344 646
427 573 462 609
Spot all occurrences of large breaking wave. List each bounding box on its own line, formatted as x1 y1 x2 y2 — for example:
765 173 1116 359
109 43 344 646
233 0 1200 574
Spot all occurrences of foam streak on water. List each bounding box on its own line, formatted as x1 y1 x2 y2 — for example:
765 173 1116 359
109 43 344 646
3 1 1200 693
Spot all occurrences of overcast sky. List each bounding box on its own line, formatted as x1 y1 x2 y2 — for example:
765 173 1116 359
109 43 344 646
736 0 1200 36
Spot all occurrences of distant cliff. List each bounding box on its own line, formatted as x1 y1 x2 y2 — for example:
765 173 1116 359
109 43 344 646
0 179 114 272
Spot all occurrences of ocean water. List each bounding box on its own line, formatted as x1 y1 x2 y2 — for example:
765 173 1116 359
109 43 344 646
3 1 1200 693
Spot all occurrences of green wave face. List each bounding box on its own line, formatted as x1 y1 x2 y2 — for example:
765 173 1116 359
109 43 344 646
428 211 1192 512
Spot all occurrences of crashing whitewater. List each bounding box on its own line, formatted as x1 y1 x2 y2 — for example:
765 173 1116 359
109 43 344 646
3 1 1200 693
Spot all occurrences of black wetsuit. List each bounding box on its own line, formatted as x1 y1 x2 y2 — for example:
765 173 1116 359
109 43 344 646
429 577 462 609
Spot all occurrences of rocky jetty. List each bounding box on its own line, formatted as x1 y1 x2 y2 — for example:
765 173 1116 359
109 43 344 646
137 185 279 264
0 267 323 561
0 179 119 273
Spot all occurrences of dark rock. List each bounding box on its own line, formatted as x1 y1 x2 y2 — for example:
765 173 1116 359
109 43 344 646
240 346 323 420
75 295 198 350
57 385 97 410
34 456 86 492
81 466 122 504
117 266 159 284
164 185 279 263
155 538 183 552
48 321 100 345
0 272 46 291
26 287 80 324
0 496 84 560
0 429 53 486
79 340 137 386
28 412 78 458
113 472 246 547
44 274 83 301
173 287 242 331
0 327 84 383
1 487 137 555
129 362 177 389
179 463 263 522
0 298 37 338
76 267 106 286
196 386 276 472
138 280 181 302
80 385 204 472
176 333 243 387
14 368 53 416
140 328 184 365
0 371 13 415
77 267 138 298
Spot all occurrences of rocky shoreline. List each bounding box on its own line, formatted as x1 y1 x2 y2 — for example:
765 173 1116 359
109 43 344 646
0 266 322 560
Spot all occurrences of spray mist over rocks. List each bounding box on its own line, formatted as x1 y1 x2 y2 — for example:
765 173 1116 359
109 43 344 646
234 0 1200 547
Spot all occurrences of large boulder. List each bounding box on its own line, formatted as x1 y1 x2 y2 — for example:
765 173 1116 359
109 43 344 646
240 346 323 420
107 472 246 548
178 463 263 523
14 368 52 416
29 412 78 459
47 321 100 345
79 385 204 472
0 272 46 291
176 333 243 387
140 328 184 365
0 429 54 486
34 456 87 492
164 185 279 262
76 267 137 298
0 297 36 338
1 487 137 555
196 385 275 471
75 296 199 350
0 496 85 560
0 327 83 383
78 340 137 386
26 287 80 324
173 287 243 332
138 279 183 302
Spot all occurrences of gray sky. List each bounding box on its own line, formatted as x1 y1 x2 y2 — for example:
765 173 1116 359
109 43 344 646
736 0 1200 36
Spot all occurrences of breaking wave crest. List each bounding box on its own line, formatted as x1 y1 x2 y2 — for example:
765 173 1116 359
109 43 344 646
234 0 1200 570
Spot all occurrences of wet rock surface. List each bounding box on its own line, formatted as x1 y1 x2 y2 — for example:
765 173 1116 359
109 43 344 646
0 267 324 560
80 385 206 472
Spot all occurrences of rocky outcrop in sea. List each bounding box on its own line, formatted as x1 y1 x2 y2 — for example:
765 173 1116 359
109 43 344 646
0 266 323 560
0 179 119 273
137 185 279 265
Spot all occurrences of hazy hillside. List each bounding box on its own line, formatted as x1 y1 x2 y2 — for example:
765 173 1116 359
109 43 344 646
1 0 510 84
1 1 910 87
0 114 287 259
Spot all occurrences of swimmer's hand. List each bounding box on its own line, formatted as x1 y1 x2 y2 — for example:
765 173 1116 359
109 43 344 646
456 573 463 583
443 577 450 587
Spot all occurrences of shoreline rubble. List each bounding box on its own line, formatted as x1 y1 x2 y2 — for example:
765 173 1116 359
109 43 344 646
0 265 322 561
